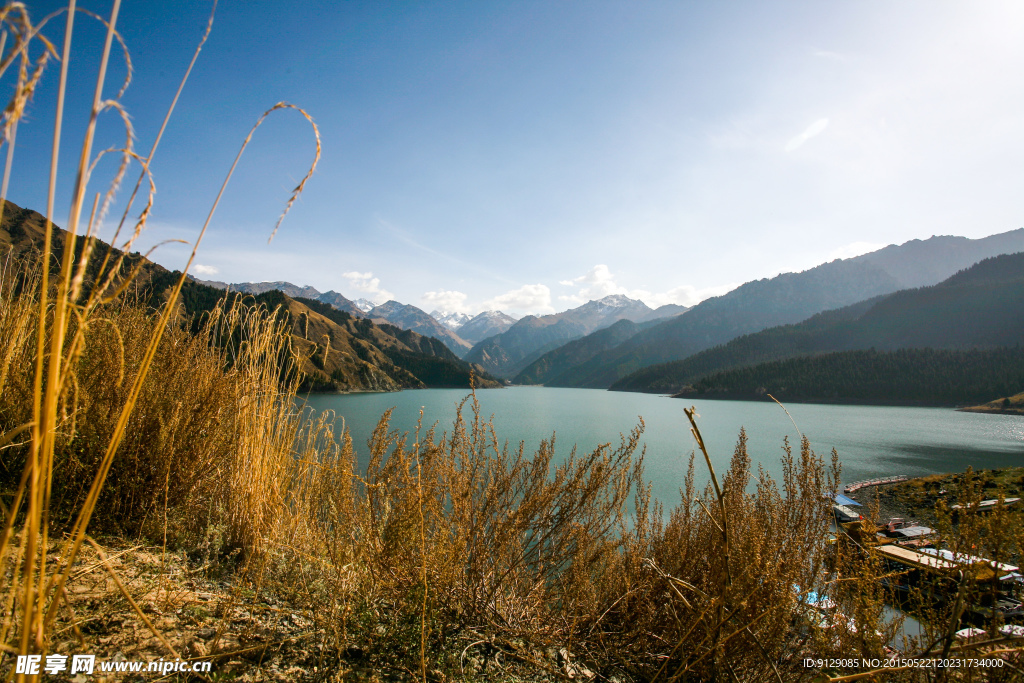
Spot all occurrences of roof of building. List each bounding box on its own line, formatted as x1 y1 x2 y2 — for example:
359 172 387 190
890 526 934 538
873 544 960 571
918 548 1019 573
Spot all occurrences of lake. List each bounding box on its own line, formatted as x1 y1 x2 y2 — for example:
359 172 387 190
300 387 1024 506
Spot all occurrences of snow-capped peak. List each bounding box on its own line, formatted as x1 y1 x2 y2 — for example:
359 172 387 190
430 310 472 330
595 294 634 307
352 298 377 313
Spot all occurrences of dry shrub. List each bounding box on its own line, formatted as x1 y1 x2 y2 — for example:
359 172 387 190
234 391 847 679
237 387 1023 680
0 265 291 549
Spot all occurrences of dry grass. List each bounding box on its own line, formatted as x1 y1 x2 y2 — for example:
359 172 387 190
0 0 317 678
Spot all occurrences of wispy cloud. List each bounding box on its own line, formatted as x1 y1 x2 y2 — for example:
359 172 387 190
193 264 219 276
342 271 394 303
645 282 740 308
376 217 517 286
483 284 553 315
559 264 628 302
784 118 829 152
421 289 470 313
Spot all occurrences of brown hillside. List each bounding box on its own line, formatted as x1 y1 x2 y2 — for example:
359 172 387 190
283 297 423 391
960 391 1024 416
2 199 499 392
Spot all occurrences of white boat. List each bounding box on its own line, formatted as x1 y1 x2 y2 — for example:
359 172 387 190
999 624 1024 638
954 627 986 641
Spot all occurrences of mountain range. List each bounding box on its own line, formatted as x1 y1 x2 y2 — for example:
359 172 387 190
611 251 1024 394
188 279 525 358
464 294 690 378
535 229 1024 388
13 192 1023 403
365 300 473 356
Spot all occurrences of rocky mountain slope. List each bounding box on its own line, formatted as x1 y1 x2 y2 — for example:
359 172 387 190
455 310 519 344
637 303 689 322
189 277 366 316
513 318 658 385
511 305 689 385
189 281 475 357
367 301 472 356
276 295 499 391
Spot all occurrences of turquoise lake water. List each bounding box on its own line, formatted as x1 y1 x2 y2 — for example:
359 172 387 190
300 387 1024 507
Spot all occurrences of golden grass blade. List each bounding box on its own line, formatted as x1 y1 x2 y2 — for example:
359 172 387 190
767 393 802 441
0 421 33 450
42 97 320 632
18 0 77 657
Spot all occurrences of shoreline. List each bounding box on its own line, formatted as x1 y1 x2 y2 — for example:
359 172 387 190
301 383 506 396
844 466 1024 539
958 406 1024 416
670 392 970 409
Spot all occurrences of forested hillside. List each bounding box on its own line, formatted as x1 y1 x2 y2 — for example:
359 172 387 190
513 318 656 385
677 348 1024 406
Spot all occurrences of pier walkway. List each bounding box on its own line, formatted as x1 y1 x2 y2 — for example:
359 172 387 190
843 475 909 494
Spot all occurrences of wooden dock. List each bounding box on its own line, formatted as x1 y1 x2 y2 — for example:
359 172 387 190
843 475 909 494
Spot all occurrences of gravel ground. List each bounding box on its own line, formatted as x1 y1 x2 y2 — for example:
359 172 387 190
6 541 595 683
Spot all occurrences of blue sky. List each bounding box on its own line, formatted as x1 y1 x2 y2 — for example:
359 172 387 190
7 1 1024 315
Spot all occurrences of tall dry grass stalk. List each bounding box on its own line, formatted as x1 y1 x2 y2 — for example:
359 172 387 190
0 1 318 676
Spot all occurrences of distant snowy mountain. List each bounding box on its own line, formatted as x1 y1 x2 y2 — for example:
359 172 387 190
352 298 377 313
456 310 519 344
463 295 656 378
431 310 473 330
368 301 472 356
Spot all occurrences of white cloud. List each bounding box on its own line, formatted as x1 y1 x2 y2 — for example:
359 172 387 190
784 118 829 152
421 289 470 313
827 241 887 260
559 264 628 301
559 264 738 309
193 264 219 276
483 284 553 315
342 271 394 303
